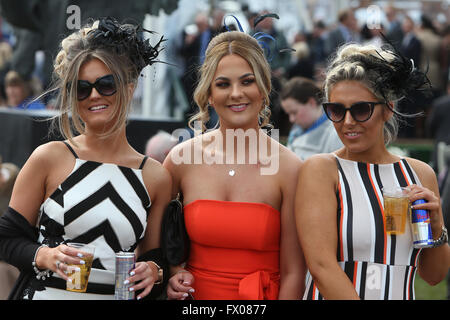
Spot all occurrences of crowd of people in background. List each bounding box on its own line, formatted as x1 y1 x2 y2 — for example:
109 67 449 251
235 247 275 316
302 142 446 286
0 4 449 141
0 2 449 301
174 5 450 142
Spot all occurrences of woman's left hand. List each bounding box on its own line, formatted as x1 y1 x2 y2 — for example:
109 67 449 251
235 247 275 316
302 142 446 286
125 261 158 300
407 184 443 233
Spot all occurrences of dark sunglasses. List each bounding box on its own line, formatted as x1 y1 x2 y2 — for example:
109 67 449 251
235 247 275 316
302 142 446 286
75 74 117 101
322 101 385 123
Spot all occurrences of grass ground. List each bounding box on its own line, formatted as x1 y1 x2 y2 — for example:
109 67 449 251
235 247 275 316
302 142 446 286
415 273 448 300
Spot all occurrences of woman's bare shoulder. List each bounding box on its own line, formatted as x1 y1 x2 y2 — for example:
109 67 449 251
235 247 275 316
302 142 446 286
142 156 172 185
299 153 339 181
27 140 74 167
164 136 195 169
302 152 337 169
403 156 438 187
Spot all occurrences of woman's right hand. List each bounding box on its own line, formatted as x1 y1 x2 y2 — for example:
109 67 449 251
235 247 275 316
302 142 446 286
36 244 87 281
167 270 195 300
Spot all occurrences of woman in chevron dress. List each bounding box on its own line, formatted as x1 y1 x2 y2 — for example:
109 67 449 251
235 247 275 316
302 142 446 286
0 17 172 300
295 42 450 300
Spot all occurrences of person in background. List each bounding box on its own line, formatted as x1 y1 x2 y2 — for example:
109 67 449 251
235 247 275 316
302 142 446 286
250 10 291 137
417 15 444 98
440 25 450 91
397 15 423 139
324 9 360 59
0 41 12 105
178 11 211 108
426 82 450 172
400 15 421 68
360 23 385 49
309 21 327 68
0 157 18 214
0 157 20 299
4 70 45 110
251 10 290 79
427 82 450 301
178 10 224 132
384 4 403 47
0 17 172 300
164 28 306 300
280 77 342 160
145 130 179 164
286 41 314 80
296 42 449 300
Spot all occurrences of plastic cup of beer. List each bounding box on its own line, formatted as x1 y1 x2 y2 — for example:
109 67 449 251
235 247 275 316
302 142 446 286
382 187 410 235
66 243 95 293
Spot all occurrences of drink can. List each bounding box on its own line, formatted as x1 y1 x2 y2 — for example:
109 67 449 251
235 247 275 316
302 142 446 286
114 252 135 300
410 199 433 248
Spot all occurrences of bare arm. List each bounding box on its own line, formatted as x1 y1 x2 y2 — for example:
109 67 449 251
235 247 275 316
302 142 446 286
278 153 306 299
407 158 450 285
9 142 85 280
128 159 172 299
295 155 360 300
162 145 195 299
163 144 184 199
137 160 173 254
9 144 52 226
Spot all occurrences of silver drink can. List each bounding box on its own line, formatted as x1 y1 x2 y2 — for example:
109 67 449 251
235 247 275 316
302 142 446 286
114 252 135 300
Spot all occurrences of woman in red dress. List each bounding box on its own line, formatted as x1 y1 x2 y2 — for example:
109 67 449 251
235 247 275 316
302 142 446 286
163 30 306 300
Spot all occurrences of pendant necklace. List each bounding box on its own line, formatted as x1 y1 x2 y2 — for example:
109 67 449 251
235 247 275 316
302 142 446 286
228 169 235 177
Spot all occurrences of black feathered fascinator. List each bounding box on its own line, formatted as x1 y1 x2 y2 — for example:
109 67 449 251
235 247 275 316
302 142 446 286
339 34 432 115
87 16 165 77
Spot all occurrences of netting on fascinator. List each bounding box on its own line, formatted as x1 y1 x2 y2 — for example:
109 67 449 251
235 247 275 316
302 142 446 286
87 16 166 77
337 34 432 116
223 13 294 62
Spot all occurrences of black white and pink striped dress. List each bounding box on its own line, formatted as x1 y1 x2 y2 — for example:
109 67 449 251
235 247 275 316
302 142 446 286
304 156 422 300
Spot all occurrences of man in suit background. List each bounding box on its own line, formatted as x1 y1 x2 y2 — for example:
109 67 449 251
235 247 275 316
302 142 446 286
400 15 421 67
324 9 360 59
397 15 423 138
384 4 403 47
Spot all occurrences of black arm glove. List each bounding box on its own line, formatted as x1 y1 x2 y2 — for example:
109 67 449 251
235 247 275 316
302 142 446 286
0 207 40 273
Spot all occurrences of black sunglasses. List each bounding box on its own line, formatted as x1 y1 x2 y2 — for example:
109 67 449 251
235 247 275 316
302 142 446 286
75 74 117 101
322 101 385 123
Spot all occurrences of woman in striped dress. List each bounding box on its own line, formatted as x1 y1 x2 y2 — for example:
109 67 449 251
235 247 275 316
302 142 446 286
295 42 450 300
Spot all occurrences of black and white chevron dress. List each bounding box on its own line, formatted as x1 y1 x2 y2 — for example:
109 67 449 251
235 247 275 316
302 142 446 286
24 142 151 300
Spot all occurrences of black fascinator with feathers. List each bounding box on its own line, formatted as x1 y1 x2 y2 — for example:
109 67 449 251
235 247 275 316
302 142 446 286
340 34 431 114
87 16 165 77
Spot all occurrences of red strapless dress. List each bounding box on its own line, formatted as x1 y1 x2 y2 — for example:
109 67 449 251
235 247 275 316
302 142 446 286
184 199 280 300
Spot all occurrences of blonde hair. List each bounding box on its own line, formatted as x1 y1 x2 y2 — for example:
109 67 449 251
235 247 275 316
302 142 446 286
292 41 310 60
49 20 137 141
189 31 272 131
324 43 400 145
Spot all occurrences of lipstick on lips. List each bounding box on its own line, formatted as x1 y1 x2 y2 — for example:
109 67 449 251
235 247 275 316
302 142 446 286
89 104 108 112
228 103 248 112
